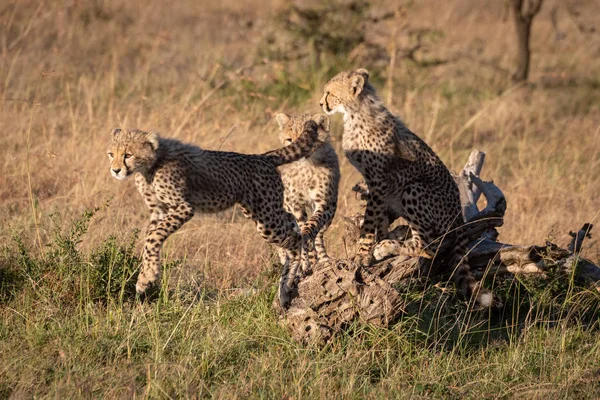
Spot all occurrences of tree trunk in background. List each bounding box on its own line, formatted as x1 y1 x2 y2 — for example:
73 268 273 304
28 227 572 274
510 0 544 82
513 12 532 82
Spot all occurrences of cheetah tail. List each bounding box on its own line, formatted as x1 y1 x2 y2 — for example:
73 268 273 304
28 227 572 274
262 120 319 167
449 230 494 308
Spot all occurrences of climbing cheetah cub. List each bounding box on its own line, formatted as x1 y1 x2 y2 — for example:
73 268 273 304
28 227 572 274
275 113 340 266
106 122 319 308
319 68 492 306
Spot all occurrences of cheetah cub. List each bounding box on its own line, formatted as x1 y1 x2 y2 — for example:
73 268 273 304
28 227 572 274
106 121 319 308
275 113 340 266
319 68 492 306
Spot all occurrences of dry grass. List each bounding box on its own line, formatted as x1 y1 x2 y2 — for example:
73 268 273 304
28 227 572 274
1 0 600 397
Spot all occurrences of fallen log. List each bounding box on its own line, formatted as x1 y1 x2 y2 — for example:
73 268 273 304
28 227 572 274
283 256 425 344
279 150 600 343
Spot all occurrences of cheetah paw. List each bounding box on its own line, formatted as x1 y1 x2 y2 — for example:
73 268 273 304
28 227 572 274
351 251 374 267
136 280 150 295
278 281 298 309
279 289 291 310
135 271 160 295
373 239 402 261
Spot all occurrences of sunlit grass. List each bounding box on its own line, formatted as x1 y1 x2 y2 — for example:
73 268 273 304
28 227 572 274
1 0 600 397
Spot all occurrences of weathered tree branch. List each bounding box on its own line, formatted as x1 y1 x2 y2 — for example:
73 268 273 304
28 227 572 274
569 223 593 253
455 150 507 241
457 150 486 221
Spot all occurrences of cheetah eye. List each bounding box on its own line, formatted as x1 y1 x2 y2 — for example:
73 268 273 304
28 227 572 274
285 138 293 144
124 153 133 159
107 152 114 158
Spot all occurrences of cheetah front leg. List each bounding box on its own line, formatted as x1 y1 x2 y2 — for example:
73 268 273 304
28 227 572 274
372 225 413 261
145 203 168 236
354 182 386 267
373 184 440 261
136 178 168 237
136 202 194 295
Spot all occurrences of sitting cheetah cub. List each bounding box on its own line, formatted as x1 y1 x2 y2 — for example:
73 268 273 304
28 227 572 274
106 121 319 308
319 68 492 306
275 113 340 266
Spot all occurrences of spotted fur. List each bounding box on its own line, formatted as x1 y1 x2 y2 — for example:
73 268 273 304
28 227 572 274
106 122 319 308
319 68 491 306
275 113 340 266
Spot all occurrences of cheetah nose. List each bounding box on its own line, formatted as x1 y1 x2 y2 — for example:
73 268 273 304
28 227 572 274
112 168 121 174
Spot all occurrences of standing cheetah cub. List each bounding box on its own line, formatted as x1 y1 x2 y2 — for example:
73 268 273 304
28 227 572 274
319 68 492 306
106 122 319 308
275 113 340 266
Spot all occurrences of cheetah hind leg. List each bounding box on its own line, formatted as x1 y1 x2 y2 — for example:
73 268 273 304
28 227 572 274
279 236 312 276
279 220 312 307
240 201 305 308
294 219 314 276
278 239 304 309
277 227 313 276
276 247 288 266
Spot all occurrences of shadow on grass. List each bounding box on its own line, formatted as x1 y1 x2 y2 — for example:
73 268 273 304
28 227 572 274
379 268 600 355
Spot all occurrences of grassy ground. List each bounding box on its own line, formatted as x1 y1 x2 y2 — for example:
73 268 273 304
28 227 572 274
1 0 600 398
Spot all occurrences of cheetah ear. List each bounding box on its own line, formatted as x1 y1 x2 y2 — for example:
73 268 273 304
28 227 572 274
146 131 160 151
355 68 369 81
350 69 369 97
111 128 122 136
312 114 330 132
275 113 290 129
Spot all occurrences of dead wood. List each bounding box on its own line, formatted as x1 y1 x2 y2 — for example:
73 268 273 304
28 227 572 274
569 223 593 253
282 257 425 344
279 149 600 343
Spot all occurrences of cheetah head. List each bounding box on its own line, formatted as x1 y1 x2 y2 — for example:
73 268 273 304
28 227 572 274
107 128 159 180
319 68 371 118
276 113 330 145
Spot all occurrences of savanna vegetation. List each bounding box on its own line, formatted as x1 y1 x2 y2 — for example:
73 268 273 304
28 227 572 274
1 0 599 398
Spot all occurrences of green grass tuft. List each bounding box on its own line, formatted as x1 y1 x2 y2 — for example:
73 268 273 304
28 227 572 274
1 207 599 398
